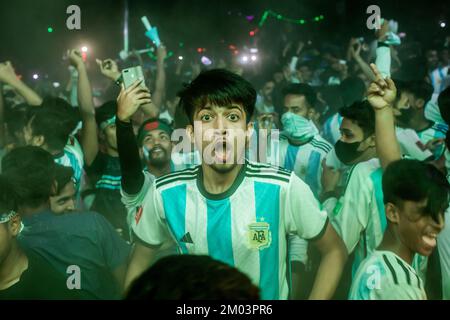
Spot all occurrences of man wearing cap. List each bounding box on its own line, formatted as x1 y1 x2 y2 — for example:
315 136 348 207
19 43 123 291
0 177 79 299
117 116 199 240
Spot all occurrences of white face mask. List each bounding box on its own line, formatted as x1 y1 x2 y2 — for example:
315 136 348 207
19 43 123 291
281 112 316 144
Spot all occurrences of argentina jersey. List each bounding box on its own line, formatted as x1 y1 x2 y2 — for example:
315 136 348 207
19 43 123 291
322 113 343 145
349 250 426 300
275 136 332 198
331 158 428 279
54 137 84 191
416 122 448 160
132 160 329 300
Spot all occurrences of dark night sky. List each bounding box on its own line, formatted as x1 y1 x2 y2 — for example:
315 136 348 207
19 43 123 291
0 0 448 82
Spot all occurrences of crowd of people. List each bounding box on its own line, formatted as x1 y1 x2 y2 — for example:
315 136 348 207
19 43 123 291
0 15 449 300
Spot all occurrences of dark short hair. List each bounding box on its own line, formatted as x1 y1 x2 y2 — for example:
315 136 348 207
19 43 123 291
339 100 375 138
438 86 450 125
126 255 260 300
40 96 81 133
0 175 18 214
2 146 56 208
178 69 256 125
340 77 366 107
5 103 29 137
383 159 449 223
95 101 117 127
27 107 74 152
281 83 317 108
54 165 74 195
402 80 433 102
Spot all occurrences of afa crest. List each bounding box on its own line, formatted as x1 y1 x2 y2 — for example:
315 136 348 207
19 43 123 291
248 222 271 250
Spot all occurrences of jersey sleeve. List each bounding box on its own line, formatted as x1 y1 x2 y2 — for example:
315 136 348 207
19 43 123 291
131 180 171 247
330 163 371 254
288 235 309 264
396 128 433 161
371 282 426 300
284 173 328 241
121 171 155 209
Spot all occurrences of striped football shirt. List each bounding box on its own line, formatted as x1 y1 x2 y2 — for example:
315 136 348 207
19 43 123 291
131 160 329 300
349 250 426 300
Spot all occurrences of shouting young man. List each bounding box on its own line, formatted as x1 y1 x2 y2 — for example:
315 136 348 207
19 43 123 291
122 69 347 300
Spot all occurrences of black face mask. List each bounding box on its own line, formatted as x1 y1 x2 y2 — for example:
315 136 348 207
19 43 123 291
334 140 365 165
396 107 414 126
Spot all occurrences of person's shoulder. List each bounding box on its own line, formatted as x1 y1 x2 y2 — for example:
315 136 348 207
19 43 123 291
246 161 292 184
431 121 448 134
352 158 381 177
155 165 200 190
309 136 333 154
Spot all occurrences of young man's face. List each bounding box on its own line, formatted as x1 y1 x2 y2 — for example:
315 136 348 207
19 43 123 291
50 181 76 214
283 94 310 118
103 124 117 150
338 118 375 164
141 129 173 167
189 103 251 173
298 66 313 82
261 81 275 102
426 50 439 70
394 199 445 257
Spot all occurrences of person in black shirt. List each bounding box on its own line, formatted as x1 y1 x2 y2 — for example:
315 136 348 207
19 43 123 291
2 146 131 299
0 176 79 300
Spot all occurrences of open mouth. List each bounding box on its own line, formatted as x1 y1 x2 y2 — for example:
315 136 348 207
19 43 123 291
421 232 438 249
213 139 232 163
151 146 165 156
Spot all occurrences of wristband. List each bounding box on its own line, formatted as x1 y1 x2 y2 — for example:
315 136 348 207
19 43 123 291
115 74 123 86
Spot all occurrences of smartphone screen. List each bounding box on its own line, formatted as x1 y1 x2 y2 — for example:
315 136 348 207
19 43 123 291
122 66 146 89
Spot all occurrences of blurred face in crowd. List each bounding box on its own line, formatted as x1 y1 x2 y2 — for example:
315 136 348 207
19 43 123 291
386 199 445 257
283 94 310 118
297 65 313 83
273 72 284 84
261 81 274 103
141 129 173 168
50 180 76 214
189 103 251 174
102 123 117 151
426 50 439 70
331 60 348 76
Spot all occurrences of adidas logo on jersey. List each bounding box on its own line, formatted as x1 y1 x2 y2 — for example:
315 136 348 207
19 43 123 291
180 232 194 244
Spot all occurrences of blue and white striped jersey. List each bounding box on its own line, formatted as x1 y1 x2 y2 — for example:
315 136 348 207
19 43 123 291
131 161 329 300
349 250 426 300
415 122 448 160
322 113 343 145
54 136 84 191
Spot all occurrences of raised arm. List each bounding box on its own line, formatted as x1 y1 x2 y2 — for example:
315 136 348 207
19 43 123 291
69 49 98 166
140 45 167 118
350 42 376 82
367 63 401 168
0 61 42 106
116 80 152 194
